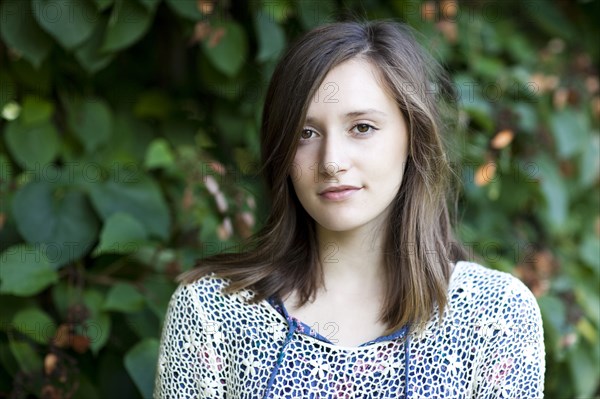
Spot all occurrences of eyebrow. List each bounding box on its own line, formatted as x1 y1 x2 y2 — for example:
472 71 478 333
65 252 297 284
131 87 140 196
305 109 387 124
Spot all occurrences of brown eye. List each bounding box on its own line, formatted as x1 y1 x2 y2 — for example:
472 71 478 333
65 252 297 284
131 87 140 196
300 129 314 140
356 124 370 133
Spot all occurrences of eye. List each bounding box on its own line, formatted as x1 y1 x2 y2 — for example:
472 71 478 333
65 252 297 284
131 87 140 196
300 129 317 140
351 123 377 136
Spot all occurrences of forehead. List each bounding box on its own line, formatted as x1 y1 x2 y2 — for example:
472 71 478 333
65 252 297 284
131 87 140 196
307 59 395 115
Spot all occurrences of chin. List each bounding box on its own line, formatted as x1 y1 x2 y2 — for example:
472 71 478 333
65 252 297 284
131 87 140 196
313 217 365 233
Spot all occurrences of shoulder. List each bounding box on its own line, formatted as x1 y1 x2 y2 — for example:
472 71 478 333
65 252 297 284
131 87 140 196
452 260 538 303
450 261 543 327
168 272 258 314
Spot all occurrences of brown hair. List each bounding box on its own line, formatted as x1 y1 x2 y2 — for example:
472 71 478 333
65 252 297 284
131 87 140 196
180 20 467 337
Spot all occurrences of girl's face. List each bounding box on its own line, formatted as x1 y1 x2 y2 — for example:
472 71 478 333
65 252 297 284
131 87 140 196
291 58 409 235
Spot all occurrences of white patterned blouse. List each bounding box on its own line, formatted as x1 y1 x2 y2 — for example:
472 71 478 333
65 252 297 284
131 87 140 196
154 260 545 398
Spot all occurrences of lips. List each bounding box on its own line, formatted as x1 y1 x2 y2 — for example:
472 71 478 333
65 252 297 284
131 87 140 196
318 185 362 195
318 185 362 201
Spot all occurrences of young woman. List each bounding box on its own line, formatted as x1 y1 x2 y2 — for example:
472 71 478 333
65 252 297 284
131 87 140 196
154 20 545 398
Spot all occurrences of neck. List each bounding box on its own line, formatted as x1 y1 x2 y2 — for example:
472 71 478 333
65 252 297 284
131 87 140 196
316 222 387 296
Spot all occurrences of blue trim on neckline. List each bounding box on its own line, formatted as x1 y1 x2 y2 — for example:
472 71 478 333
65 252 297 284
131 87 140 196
266 294 409 346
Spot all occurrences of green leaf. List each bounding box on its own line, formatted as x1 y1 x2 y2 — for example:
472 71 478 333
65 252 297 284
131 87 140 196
550 108 588 159
20 96 54 126
124 338 159 399
88 173 170 240
134 90 172 120
513 102 537 133
535 155 568 229
259 0 292 23
92 212 147 256
12 181 100 267
144 138 175 170
103 283 144 312
202 20 248 78
137 0 160 11
538 294 566 353
0 335 21 377
32 0 98 50
255 14 285 62
8 339 42 374
164 0 202 20
4 119 60 170
454 75 494 132
142 274 176 319
12 308 56 344
75 17 116 73
471 56 505 80
580 236 600 274
94 0 113 10
0 244 58 296
297 0 335 29
574 279 600 326
0 0 53 68
524 0 576 41
579 133 599 187
102 0 153 52
51 282 71 319
67 97 113 152
83 289 111 354
567 340 599 399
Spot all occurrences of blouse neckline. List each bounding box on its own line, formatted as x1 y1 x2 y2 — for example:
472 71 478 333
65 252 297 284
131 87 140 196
263 261 461 349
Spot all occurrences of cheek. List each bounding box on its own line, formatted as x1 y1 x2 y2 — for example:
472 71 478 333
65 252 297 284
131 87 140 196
290 153 312 192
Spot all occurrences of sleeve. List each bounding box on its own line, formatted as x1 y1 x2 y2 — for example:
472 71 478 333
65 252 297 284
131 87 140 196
472 277 546 399
154 283 224 398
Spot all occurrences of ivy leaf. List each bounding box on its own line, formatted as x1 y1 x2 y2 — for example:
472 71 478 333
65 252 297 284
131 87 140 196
579 134 600 187
20 96 54 126
32 0 98 50
0 0 53 68
83 289 111 354
92 212 148 256
8 339 42 374
137 0 160 11
12 181 100 267
12 308 56 344
133 90 172 120
102 0 153 52
567 340 599 398
202 20 248 78
75 17 116 73
580 236 600 275
164 0 202 20
535 155 568 230
103 283 144 312
144 138 175 170
124 338 159 399
0 244 59 296
94 0 113 10
66 97 113 153
4 119 60 170
88 172 170 240
255 13 285 63
4 95 58 168
550 108 588 159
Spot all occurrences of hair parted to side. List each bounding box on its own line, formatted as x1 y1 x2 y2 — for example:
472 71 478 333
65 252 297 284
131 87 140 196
179 20 468 337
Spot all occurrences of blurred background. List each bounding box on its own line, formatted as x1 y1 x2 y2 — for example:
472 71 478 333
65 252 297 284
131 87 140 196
0 0 598 397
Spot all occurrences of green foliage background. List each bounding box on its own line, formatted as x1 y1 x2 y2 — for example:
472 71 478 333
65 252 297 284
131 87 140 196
0 0 598 397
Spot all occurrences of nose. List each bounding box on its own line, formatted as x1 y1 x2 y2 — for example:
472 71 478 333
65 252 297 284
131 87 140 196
318 132 350 179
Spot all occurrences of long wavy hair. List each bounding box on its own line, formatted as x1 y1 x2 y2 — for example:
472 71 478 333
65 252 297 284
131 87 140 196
180 20 467 336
